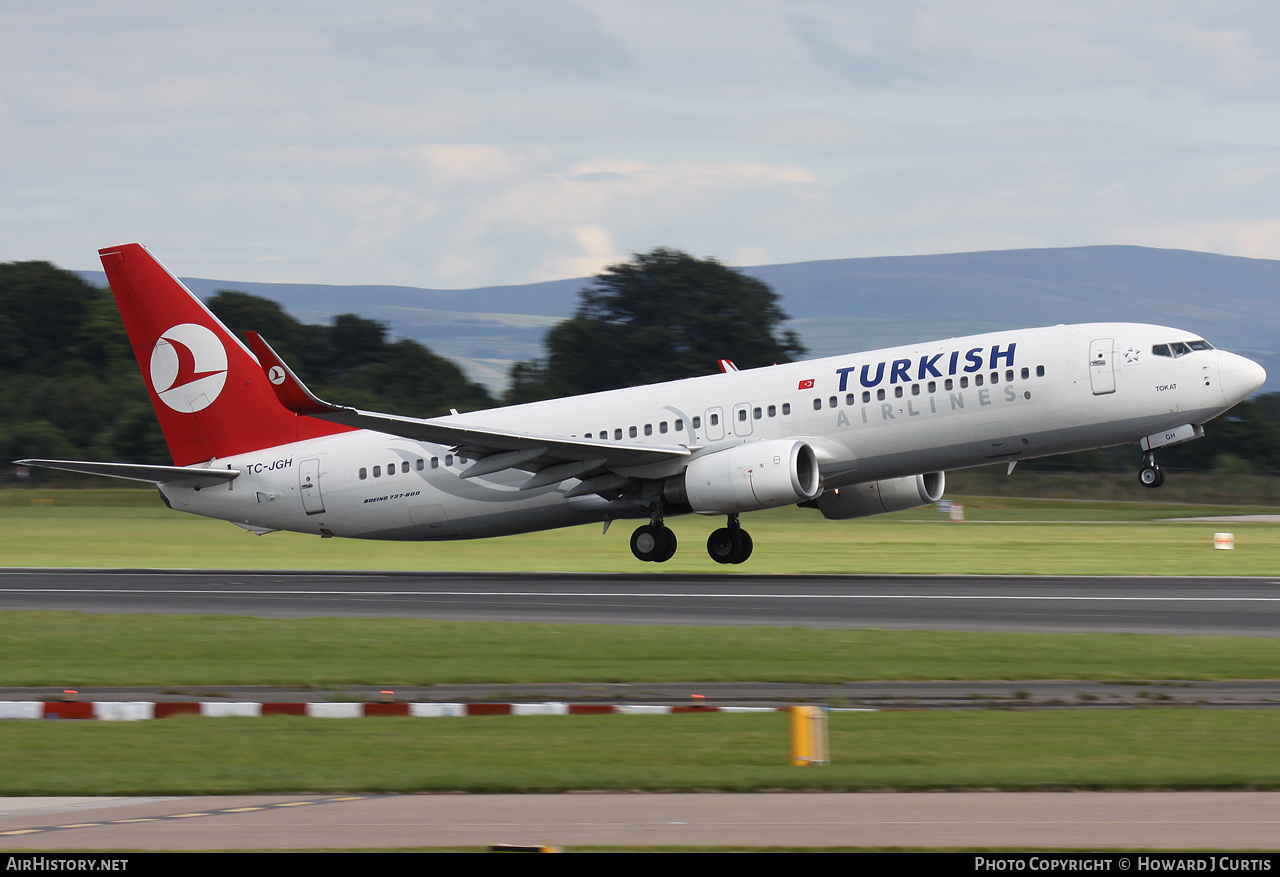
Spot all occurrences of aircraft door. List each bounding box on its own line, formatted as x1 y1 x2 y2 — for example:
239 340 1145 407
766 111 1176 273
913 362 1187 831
1089 339 1116 395
299 457 325 516
732 403 753 437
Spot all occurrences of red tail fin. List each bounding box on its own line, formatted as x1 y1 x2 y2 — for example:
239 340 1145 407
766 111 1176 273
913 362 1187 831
100 243 353 465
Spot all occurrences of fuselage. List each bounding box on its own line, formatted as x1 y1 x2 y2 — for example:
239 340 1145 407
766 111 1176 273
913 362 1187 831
161 321 1264 541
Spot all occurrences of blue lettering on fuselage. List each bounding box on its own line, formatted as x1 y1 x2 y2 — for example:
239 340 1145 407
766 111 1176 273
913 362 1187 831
834 343 1018 390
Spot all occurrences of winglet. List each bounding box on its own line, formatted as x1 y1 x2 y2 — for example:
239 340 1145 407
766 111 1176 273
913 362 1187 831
244 332 342 417
718 359 739 373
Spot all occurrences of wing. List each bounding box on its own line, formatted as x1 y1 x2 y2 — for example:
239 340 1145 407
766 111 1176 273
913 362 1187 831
244 332 693 494
14 459 239 489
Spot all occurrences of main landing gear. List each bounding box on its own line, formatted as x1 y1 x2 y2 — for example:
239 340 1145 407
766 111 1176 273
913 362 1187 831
630 504 677 563
707 514 753 565
1138 451 1165 489
629 509 755 564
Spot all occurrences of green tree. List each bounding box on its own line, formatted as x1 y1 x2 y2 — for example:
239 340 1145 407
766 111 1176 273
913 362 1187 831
505 248 805 403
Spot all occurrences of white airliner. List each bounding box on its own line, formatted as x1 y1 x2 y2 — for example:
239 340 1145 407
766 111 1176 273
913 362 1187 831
18 243 1267 564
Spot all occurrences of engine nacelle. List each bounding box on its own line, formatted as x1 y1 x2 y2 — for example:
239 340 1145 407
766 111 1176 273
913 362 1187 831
813 472 945 520
667 439 820 514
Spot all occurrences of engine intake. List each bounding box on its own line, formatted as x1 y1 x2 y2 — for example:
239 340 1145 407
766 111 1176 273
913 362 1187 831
666 439 820 514
813 472 945 520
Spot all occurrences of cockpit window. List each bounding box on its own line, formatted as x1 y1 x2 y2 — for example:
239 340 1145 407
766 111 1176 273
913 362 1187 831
1155 339 1214 358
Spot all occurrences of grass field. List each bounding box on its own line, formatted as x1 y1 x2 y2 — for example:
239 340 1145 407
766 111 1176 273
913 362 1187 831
4 612 1280 686
2 710 1279 795
1 485 1278 575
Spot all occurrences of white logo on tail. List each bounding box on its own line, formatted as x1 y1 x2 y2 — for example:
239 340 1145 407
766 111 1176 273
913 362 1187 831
268 366 286 385
150 323 228 413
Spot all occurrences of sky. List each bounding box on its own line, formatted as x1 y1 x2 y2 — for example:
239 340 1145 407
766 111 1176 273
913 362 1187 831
4 1 1280 288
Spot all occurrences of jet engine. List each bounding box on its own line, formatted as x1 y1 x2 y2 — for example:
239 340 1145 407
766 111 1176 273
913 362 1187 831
665 439 820 514
811 472 945 520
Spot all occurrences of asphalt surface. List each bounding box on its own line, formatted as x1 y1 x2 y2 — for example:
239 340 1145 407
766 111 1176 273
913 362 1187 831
3 568 1280 635
4 792 1280 850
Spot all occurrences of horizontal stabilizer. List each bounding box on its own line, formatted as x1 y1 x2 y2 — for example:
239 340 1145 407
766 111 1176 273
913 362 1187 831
15 459 239 489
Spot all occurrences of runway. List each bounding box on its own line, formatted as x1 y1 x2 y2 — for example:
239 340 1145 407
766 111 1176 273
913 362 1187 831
4 792 1280 850
2 568 1280 635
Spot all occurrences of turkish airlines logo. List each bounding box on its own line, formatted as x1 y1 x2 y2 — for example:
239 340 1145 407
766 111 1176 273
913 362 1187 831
149 323 228 413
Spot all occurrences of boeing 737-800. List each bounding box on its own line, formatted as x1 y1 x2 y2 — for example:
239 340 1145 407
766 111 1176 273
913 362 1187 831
18 243 1267 564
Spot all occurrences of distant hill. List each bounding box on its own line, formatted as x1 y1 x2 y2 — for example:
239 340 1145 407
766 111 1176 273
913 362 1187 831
80 246 1280 394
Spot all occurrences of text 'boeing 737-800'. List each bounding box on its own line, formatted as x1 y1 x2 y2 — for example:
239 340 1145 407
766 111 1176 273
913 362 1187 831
17 244 1267 564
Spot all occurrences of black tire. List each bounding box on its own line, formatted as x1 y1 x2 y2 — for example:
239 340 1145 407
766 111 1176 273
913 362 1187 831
1139 466 1164 489
630 524 666 562
731 529 753 564
707 527 739 564
653 527 677 563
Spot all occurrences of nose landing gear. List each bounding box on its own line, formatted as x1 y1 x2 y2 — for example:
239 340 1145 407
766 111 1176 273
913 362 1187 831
1139 452 1165 489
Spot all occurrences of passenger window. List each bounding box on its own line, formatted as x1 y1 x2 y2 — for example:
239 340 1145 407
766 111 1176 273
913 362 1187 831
431 457 439 469
445 455 453 467
644 424 652 436
960 376 969 388
1006 369 1014 382
416 459 424 471
990 372 999 384
975 374 984 386
846 394 856 406
1021 367 1030 379
813 398 822 411
894 386 903 398
373 466 381 477
614 428 623 440
911 384 920 396
927 381 936 393
768 405 776 417
1036 366 1045 377
660 421 669 433
402 461 410 473
675 419 683 431
753 407 762 420
359 468 367 480
388 462 395 475
829 396 837 408
782 403 791 415
738 408 747 421
629 426 637 438
877 388 886 401
945 378 953 391
692 417 701 429
862 391 871 403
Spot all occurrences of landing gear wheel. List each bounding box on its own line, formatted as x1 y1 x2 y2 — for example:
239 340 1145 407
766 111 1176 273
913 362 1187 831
707 527 738 564
653 527 677 562
706 527 753 564
631 524 677 562
1138 452 1165 489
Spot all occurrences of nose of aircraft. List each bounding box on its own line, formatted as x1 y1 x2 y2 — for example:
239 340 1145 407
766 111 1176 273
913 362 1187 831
1218 351 1267 405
